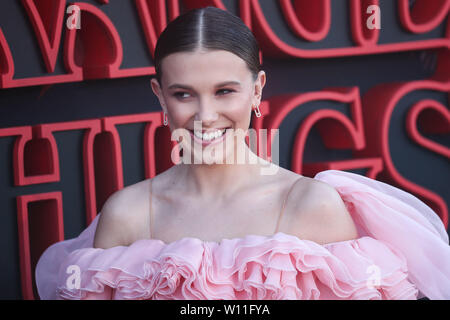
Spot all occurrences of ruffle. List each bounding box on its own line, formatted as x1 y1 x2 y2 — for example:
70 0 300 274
55 233 418 300
315 170 450 299
35 169 450 300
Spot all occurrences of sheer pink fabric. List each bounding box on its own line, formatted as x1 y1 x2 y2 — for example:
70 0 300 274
35 170 450 300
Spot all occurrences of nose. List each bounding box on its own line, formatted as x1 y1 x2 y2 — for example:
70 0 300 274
194 99 220 127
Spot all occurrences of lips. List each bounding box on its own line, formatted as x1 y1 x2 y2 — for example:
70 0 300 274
187 127 231 134
187 127 232 146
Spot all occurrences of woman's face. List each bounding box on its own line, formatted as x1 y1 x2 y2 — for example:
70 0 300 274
151 49 266 164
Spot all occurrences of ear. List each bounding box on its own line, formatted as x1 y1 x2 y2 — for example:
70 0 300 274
252 70 266 107
150 78 167 113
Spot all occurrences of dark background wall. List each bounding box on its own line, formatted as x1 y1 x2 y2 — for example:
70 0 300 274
0 0 448 299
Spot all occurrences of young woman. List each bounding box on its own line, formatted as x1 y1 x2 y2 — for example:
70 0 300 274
35 6 450 300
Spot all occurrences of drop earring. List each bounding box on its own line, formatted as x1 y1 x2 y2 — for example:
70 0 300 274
163 111 168 126
254 104 261 118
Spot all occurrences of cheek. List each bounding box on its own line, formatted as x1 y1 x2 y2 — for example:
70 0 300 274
165 103 192 125
171 109 191 124
226 96 252 124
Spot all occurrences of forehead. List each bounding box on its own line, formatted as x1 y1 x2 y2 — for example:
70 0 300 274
160 50 252 87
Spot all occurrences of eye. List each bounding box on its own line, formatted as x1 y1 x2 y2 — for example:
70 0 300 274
217 89 234 95
173 91 191 99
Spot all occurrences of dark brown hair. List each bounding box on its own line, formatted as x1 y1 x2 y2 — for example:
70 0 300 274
154 6 261 87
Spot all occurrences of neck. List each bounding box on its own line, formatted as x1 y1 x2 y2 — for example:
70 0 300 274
178 144 271 200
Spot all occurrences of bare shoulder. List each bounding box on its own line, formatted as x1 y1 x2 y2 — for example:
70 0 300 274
93 179 151 249
284 176 359 245
297 177 344 210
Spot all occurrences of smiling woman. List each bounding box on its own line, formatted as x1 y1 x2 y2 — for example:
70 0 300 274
34 6 450 300
152 49 263 165
149 5 265 167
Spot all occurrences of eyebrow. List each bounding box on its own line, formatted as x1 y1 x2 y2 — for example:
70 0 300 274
167 81 241 90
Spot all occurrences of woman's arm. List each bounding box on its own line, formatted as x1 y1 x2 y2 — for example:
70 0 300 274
81 190 138 299
288 179 359 245
93 189 138 249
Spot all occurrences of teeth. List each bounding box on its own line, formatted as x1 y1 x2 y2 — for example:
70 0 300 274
193 129 226 141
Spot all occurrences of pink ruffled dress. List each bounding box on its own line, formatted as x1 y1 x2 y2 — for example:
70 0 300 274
35 170 450 300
